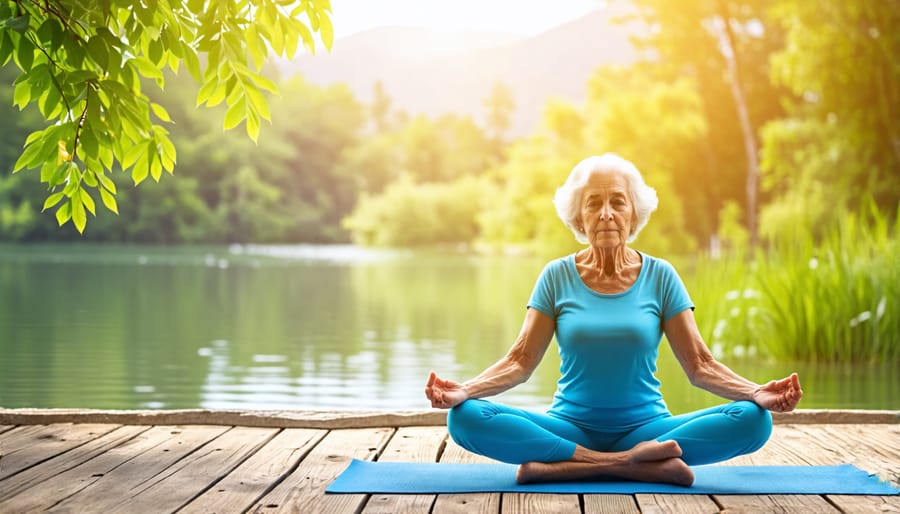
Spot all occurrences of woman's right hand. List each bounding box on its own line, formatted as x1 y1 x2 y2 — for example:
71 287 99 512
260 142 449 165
425 371 469 409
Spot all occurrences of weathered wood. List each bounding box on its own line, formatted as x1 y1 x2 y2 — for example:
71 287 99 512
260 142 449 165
634 493 720 514
0 425 150 503
501 492 581 513
432 438 501 514
38 425 230 513
0 423 119 480
0 425 16 435
361 426 447 514
1 416 898 513
250 427 394 513
775 424 900 514
715 425 900 513
583 494 640 514
109 426 279 513
0 408 448 429
716 494 841 513
772 409 900 425
179 428 327 514
1 407 896 428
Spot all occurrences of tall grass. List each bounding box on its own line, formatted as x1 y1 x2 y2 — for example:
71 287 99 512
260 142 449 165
685 202 899 363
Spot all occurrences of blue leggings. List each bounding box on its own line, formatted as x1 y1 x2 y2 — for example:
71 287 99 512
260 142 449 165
447 399 772 466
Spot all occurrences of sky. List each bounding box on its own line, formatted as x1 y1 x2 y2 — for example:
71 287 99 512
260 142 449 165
329 0 607 38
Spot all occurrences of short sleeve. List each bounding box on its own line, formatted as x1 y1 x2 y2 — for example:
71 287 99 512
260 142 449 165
527 260 558 319
658 259 694 321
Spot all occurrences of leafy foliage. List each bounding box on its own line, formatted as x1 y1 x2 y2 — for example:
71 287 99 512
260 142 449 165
760 0 900 240
1 0 332 233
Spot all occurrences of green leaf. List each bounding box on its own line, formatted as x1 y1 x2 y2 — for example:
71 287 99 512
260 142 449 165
13 79 31 109
99 188 119 214
196 77 217 106
80 188 97 216
245 86 270 121
4 14 30 33
132 158 149 185
246 107 260 142
122 140 146 169
49 162 68 187
13 141 44 172
55 200 71 226
71 194 87 233
130 56 163 80
15 36 34 70
245 24 265 69
223 96 246 130
150 102 172 122
83 169 99 187
182 42 202 81
249 72 277 93
96 171 117 194
150 153 162 181
42 191 66 212
319 13 334 51
0 31 14 66
86 35 110 69
38 84 62 119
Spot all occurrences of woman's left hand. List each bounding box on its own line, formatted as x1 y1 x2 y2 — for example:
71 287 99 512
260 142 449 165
752 373 803 412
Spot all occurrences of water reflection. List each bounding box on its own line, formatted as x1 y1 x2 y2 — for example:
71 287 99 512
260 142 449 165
0 244 897 412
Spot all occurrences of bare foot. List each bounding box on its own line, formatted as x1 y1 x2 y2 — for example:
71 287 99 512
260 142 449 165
515 441 694 486
625 441 693 486
630 440 683 462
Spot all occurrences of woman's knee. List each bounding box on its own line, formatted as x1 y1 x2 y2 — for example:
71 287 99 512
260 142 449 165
728 401 773 451
447 399 493 445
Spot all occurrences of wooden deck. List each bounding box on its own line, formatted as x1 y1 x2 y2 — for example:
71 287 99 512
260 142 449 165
0 409 897 513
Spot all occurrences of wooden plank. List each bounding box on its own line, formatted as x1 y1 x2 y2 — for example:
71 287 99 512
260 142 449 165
0 423 120 480
361 426 447 514
634 493 720 514
180 428 327 514
583 494 640 513
0 425 16 435
501 493 581 514
2 407 896 428
713 424 840 513
107 426 280 513
432 437 500 514
0 424 150 503
250 427 395 513
715 494 840 513
0 425 228 512
778 424 900 513
0 408 448 429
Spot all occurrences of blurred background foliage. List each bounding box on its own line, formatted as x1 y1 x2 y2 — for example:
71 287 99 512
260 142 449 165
1 0 898 362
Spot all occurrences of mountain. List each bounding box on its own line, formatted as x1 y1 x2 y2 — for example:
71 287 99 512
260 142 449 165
279 7 644 137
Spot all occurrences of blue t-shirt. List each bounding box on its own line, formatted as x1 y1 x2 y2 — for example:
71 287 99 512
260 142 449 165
528 252 694 432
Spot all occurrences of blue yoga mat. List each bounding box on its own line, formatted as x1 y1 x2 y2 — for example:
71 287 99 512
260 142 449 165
327 459 899 495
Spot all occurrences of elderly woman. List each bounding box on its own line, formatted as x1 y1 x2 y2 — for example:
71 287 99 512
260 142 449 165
425 153 802 486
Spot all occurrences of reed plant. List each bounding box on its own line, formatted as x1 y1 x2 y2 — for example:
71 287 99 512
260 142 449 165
685 201 899 363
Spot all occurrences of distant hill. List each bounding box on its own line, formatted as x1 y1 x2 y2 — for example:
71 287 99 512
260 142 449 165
279 7 643 137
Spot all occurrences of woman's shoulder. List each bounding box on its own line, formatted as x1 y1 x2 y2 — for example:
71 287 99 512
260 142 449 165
638 252 680 276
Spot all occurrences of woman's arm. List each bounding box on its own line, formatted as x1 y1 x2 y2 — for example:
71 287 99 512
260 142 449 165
664 309 802 412
425 307 555 409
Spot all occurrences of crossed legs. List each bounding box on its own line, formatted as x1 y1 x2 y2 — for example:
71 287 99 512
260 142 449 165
447 399 772 485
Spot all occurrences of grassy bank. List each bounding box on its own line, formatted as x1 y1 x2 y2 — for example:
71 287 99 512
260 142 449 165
686 206 898 363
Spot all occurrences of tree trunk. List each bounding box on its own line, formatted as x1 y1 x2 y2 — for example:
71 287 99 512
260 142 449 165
717 0 760 249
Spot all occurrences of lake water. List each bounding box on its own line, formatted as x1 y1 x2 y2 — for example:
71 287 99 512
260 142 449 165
1 244 897 413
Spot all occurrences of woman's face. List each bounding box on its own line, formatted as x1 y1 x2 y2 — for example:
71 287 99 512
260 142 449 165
578 171 636 249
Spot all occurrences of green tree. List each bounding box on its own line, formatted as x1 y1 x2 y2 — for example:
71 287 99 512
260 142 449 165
625 0 789 247
760 0 900 241
1 0 333 233
483 81 515 147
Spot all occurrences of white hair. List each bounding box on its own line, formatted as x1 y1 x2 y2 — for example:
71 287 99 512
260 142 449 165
553 154 659 244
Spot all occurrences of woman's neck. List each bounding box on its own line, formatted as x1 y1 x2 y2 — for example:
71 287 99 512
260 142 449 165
579 245 640 277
